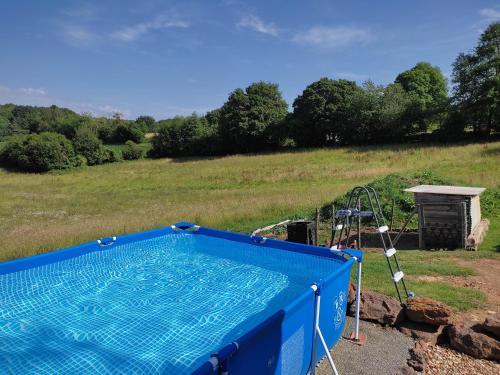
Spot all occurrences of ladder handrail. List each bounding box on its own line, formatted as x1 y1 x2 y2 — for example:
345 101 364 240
331 185 411 303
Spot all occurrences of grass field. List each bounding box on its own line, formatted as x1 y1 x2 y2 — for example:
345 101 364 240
1 141 499 310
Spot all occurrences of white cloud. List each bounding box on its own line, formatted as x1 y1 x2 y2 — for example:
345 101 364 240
18 87 48 96
237 15 278 36
480 8 500 21
111 15 189 42
98 105 130 116
292 26 372 48
62 25 95 46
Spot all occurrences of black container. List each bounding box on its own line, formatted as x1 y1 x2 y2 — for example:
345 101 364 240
286 221 316 245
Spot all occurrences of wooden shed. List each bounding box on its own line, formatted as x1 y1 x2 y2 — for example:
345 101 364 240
404 185 486 250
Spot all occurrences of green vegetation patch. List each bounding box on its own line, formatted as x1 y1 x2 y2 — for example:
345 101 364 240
360 253 485 311
327 171 499 229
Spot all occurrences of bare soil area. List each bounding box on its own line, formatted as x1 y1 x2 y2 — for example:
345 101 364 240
412 257 500 322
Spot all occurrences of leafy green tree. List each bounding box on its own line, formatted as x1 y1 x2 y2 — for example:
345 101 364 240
8 106 49 134
0 132 79 172
94 118 116 143
395 62 448 134
151 114 215 157
205 108 221 127
102 147 122 163
72 127 106 166
0 115 9 137
113 123 144 143
452 22 500 135
218 82 288 153
376 83 414 141
135 115 156 132
122 140 143 160
291 78 363 146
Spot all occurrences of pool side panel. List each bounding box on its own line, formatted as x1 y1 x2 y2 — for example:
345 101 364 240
195 226 346 262
0 223 345 276
314 257 353 361
205 288 316 375
0 226 175 275
193 257 355 375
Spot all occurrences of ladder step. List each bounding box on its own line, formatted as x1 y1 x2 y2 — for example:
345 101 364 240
392 271 404 282
357 210 374 217
378 225 389 233
336 209 352 218
336 209 374 218
385 248 397 258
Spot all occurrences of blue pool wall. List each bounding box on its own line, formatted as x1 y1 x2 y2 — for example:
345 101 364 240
0 222 357 375
192 255 353 375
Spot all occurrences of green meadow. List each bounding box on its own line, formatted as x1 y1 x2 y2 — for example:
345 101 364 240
1 141 499 310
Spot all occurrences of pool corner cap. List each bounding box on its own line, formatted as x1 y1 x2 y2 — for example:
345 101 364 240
250 235 267 244
341 248 364 262
171 222 201 231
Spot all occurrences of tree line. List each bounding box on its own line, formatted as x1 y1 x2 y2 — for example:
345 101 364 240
0 22 498 172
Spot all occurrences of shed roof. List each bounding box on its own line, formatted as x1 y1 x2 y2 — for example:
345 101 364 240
404 185 485 196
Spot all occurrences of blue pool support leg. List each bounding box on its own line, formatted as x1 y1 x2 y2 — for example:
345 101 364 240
310 284 339 375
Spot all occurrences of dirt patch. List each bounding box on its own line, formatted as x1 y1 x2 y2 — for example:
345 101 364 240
452 257 500 321
410 258 500 322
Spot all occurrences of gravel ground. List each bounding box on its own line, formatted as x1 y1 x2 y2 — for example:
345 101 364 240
316 317 415 375
425 343 500 375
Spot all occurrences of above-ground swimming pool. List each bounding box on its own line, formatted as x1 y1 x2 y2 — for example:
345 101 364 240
0 222 359 374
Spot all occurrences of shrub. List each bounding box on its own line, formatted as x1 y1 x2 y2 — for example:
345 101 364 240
95 120 116 143
0 132 79 172
72 127 106 166
324 172 454 229
122 140 143 160
113 123 144 143
102 147 122 163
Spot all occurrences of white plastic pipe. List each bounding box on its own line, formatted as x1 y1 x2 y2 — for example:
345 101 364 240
315 293 339 375
354 259 362 340
310 284 318 375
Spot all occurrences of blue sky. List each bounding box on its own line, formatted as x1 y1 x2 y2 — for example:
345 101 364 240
0 1 499 119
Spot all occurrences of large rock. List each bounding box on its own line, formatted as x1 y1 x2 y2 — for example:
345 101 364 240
348 290 403 326
397 320 448 345
448 321 500 361
483 313 500 339
407 341 426 373
405 296 452 326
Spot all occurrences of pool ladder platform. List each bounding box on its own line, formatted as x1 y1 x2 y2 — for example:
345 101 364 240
330 185 413 303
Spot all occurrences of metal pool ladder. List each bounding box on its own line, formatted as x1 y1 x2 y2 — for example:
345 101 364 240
330 185 412 303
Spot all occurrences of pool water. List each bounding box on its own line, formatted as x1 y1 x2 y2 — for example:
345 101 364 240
0 233 342 374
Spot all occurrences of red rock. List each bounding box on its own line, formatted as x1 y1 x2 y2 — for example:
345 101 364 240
407 343 426 372
397 320 448 345
405 296 452 326
483 313 500 340
348 290 403 326
448 321 500 361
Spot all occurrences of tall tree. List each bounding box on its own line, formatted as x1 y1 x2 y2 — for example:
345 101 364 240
452 22 500 135
291 78 363 146
218 82 288 153
135 115 156 132
395 62 448 134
